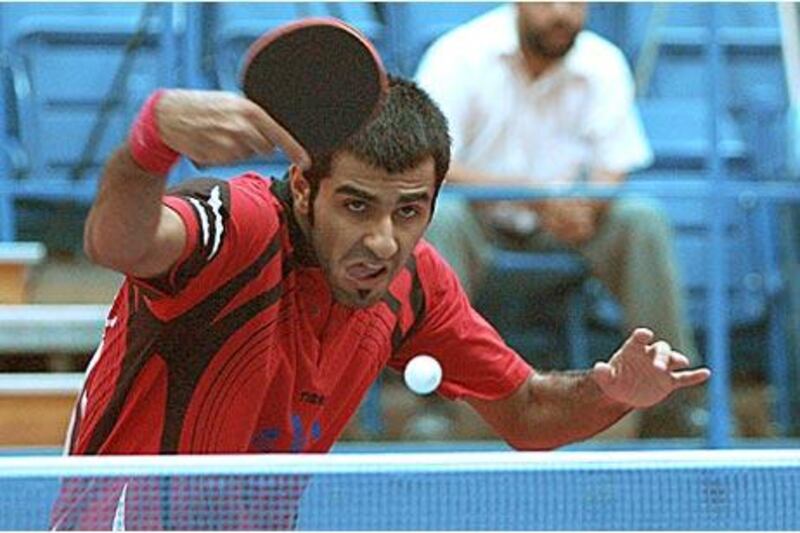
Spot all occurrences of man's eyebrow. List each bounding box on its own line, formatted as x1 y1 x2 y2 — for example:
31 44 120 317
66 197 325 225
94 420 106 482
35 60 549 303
334 185 377 202
398 191 431 203
334 185 431 204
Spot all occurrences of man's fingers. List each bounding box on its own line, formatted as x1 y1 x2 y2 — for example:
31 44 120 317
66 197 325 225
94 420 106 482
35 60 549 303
592 361 615 388
668 352 691 370
186 137 249 166
672 368 712 388
626 328 654 348
650 340 672 370
247 102 311 169
240 122 277 155
273 129 310 170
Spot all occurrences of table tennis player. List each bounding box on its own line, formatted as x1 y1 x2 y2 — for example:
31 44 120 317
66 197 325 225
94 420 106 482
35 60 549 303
67 20 710 459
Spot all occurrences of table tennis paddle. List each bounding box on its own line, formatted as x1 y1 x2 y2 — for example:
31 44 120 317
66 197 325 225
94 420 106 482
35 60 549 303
242 18 388 157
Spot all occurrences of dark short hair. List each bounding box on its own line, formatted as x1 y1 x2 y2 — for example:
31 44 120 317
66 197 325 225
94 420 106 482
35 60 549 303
303 75 451 208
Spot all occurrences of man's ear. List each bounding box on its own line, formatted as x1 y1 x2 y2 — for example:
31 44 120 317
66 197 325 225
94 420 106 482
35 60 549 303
289 165 312 215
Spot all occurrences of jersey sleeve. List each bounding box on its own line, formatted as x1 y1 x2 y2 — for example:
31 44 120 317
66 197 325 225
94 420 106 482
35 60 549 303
131 175 281 305
391 242 533 401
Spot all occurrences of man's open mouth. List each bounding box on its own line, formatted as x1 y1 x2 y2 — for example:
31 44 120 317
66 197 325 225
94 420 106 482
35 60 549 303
345 262 388 283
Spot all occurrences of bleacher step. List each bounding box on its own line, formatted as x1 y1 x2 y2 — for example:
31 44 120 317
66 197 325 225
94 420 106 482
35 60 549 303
0 242 46 304
0 372 81 447
0 304 106 354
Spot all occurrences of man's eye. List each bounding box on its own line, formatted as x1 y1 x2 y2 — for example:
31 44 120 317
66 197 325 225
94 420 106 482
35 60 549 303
397 206 420 219
345 200 367 213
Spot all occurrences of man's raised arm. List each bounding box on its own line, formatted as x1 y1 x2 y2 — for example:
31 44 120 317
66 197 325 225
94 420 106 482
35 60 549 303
83 89 308 278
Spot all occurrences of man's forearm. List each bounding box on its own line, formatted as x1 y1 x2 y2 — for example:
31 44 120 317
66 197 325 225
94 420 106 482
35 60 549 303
471 329 710 451
506 370 633 450
84 144 167 271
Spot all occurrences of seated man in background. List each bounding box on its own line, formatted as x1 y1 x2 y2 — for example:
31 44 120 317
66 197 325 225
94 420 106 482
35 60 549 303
416 2 700 437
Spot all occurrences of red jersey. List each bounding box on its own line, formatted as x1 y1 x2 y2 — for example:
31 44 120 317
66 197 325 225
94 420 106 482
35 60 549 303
66 174 532 455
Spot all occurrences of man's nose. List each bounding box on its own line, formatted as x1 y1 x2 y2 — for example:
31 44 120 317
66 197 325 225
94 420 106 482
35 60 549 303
363 216 399 260
546 2 581 18
552 2 571 14
553 2 586 20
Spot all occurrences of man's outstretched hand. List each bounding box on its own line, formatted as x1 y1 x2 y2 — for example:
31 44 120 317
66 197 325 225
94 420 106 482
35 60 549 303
592 328 711 408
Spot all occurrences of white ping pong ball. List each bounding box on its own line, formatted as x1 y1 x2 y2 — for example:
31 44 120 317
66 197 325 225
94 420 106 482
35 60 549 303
404 355 442 395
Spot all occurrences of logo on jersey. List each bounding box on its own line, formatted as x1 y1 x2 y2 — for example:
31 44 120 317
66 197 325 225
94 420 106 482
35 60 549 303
252 414 321 452
299 391 325 406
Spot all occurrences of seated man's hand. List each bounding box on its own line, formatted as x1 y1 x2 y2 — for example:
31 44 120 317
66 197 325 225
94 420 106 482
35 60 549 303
536 199 607 245
592 328 710 408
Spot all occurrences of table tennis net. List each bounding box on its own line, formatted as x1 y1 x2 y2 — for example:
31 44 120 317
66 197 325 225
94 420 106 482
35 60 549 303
1 450 798 530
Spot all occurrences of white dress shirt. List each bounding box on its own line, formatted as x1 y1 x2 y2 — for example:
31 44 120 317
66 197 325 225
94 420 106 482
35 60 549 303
416 4 653 186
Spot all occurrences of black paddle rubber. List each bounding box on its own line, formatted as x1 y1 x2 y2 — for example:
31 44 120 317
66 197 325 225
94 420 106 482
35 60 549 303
242 18 387 155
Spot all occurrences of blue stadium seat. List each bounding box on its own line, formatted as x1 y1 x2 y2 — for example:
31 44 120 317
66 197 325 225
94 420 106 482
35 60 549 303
789 106 800 180
0 3 172 241
638 98 747 171
587 185 777 327
624 3 794 435
475 250 590 370
628 4 785 105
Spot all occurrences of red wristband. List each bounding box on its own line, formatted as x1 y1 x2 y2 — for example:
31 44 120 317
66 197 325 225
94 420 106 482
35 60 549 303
129 90 180 175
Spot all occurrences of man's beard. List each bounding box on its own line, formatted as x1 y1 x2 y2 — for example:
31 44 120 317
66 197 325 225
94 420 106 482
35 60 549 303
310 228 391 309
521 26 579 60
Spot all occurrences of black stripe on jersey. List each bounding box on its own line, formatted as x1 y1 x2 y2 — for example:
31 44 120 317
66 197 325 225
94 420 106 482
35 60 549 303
192 283 298 451
189 318 278 449
270 178 320 267
382 282 403 351
161 279 286 451
405 255 427 339
84 230 287 454
390 323 404 353
145 178 232 296
159 233 287 452
382 292 401 314
389 255 426 354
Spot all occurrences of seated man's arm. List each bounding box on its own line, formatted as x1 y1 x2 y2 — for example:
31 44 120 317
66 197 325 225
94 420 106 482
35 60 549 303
535 169 624 244
447 162 624 245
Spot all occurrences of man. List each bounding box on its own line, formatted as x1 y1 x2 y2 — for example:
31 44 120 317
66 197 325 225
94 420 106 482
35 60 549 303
56 73 708 527
416 3 700 436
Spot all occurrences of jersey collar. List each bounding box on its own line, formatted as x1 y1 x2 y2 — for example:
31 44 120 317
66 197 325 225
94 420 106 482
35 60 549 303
270 177 320 268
